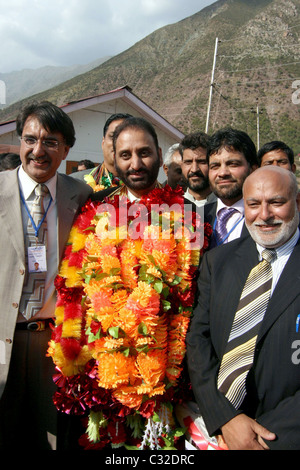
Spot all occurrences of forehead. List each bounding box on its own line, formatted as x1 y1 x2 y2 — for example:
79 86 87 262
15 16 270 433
244 172 291 199
209 146 247 163
183 147 207 160
261 149 288 161
22 116 62 138
115 127 157 151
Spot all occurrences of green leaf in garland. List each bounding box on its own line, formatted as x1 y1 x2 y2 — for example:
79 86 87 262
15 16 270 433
138 322 148 336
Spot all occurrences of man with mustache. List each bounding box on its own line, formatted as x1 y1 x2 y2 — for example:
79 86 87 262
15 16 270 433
0 101 92 450
180 132 216 207
186 166 300 450
204 127 258 247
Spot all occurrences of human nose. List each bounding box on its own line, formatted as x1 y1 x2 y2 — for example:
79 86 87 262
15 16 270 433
258 202 272 221
130 153 143 171
217 163 231 177
32 139 46 156
190 159 198 173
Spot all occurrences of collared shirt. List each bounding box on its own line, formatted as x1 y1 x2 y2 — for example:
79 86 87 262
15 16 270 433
18 166 58 319
184 189 217 207
256 228 300 295
216 198 245 243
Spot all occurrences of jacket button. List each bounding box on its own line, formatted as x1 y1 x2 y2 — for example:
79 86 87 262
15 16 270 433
19 269 25 275
12 302 18 309
6 339 12 344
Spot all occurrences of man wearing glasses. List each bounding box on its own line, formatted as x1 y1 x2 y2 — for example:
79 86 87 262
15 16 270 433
0 101 92 450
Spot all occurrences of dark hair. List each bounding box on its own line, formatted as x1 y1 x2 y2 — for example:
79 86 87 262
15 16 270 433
179 132 210 157
78 159 95 169
257 140 294 165
103 113 133 137
207 127 258 167
112 117 160 154
16 101 76 147
0 153 21 171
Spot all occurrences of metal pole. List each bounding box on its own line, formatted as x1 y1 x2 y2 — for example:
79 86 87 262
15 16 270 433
256 105 260 149
205 37 219 134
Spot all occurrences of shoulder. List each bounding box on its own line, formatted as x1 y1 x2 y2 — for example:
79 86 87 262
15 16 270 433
91 186 118 202
69 168 95 181
57 173 93 197
205 235 254 265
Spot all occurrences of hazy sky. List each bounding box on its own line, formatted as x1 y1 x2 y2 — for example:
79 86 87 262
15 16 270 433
0 0 216 73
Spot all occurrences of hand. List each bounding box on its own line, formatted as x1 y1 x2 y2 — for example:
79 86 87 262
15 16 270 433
221 414 276 450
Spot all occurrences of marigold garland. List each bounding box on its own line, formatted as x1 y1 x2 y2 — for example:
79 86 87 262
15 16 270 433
48 185 212 449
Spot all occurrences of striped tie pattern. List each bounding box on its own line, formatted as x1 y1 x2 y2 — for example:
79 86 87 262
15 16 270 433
217 249 276 409
215 207 237 245
20 184 49 320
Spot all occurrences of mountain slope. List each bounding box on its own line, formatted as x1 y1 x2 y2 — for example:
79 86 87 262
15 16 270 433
1 0 299 153
0 57 111 107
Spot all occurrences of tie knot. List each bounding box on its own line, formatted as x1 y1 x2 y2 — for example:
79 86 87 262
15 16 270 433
218 207 237 224
262 249 277 264
35 184 49 197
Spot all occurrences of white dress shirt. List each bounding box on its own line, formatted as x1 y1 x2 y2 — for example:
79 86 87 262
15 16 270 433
18 166 58 319
257 228 300 295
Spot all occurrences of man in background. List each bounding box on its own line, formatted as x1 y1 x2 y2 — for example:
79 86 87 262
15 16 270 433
257 140 296 173
71 113 132 190
76 159 95 171
180 132 216 207
162 143 187 190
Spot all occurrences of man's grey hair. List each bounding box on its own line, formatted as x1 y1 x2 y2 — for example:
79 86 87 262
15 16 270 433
163 143 181 167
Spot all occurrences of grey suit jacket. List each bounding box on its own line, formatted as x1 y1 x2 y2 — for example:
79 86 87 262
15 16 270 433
0 168 92 399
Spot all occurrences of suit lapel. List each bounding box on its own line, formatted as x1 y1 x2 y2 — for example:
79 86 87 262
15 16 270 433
258 240 300 342
0 168 25 262
56 174 81 262
218 237 258 353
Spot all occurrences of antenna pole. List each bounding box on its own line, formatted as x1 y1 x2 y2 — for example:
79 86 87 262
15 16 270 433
205 37 219 134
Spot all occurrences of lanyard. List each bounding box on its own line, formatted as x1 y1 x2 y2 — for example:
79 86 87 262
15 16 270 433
20 191 53 238
213 214 244 246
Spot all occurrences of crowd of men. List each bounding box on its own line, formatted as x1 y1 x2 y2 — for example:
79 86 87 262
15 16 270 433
0 100 299 451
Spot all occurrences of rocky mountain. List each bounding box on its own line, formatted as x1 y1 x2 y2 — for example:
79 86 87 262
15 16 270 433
1 0 299 154
0 57 111 107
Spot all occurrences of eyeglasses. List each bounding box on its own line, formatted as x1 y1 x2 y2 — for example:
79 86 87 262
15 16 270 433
20 136 64 150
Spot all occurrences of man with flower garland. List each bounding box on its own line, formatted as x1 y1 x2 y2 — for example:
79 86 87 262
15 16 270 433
71 113 132 191
49 117 210 450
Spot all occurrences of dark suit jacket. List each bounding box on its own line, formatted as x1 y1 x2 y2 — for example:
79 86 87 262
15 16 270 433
187 235 300 450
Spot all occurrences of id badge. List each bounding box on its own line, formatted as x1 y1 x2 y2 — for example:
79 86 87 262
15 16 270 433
28 245 47 273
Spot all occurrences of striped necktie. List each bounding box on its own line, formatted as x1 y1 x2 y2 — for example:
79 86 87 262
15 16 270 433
20 184 49 320
217 249 277 409
215 207 237 245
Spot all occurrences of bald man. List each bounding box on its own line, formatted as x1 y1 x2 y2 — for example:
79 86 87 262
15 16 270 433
186 166 300 450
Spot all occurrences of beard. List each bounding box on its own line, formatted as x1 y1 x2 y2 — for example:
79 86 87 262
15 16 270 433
115 160 160 193
212 182 243 201
188 174 210 193
246 209 299 248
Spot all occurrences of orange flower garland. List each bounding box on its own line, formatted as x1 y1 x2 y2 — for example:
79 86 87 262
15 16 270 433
48 186 211 449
